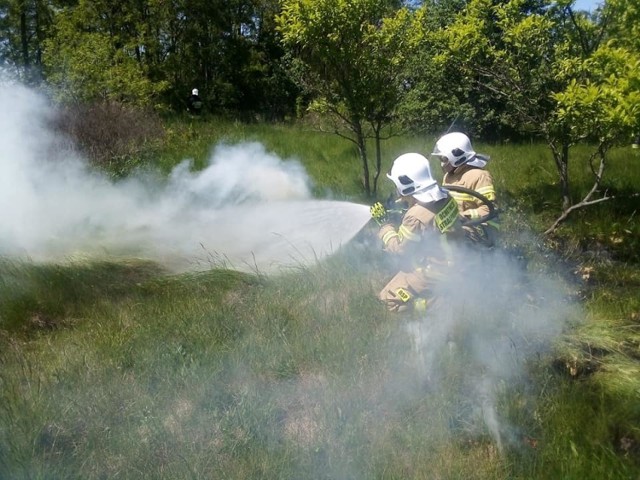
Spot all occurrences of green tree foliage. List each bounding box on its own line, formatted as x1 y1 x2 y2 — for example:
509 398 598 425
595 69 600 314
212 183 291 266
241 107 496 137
604 0 639 52
37 0 296 116
277 0 419 196
210 0 299 119
0 0 59 84
252 0 302 120
397 0 488 137
42 0 169 106
601 0 640 131
434 0 639 230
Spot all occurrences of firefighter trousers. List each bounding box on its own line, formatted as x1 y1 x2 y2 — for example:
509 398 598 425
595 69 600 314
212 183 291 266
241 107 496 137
378 264 445 313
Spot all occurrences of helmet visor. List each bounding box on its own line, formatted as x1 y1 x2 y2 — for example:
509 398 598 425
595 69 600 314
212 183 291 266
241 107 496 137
387 173 416 196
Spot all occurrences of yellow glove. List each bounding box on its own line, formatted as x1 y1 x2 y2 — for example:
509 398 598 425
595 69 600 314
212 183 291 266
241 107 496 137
370 202 390 226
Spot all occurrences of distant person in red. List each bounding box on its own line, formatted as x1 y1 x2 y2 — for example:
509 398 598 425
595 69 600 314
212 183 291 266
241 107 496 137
187 88 203 115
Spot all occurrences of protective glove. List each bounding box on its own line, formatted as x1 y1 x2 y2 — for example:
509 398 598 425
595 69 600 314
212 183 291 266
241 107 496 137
370 202 390 226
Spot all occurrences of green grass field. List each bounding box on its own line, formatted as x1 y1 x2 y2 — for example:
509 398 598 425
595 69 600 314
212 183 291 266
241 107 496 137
1 117 639 479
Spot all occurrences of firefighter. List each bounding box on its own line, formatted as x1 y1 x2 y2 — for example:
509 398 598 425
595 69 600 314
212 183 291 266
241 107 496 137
432 132 499 247
370 153 466 313
187 88 203 115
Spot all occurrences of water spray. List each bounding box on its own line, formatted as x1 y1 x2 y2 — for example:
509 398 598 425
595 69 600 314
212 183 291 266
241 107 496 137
0 82 372 274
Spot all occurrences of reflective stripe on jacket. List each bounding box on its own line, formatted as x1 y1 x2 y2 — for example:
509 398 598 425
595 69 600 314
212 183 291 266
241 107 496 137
378 197 462 265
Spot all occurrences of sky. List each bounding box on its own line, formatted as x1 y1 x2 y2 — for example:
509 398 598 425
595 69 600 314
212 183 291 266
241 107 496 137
572 0 603 11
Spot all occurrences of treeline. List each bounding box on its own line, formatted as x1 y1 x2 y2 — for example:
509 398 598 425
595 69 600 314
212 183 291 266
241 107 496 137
0 0 297 119
0 0 636 133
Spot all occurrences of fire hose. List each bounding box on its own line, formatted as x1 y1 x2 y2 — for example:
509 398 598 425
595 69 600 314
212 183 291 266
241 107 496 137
384 185 498 226
378 185 499 247
443 185 498 227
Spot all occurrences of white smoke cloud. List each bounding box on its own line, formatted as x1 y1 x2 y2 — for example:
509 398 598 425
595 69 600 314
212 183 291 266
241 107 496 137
396 242 579 451
0 81 371 273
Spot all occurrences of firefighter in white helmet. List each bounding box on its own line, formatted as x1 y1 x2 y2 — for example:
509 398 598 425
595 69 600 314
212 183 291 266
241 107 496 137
432 132 499 247
370 153 465 313
187 88 203 115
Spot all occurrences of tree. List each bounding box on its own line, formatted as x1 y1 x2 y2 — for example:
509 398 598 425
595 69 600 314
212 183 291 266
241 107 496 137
604 0 640 52
547 0 640 232
396 0 496 138
0 0 59 84
146 0 296 117
437 0 639 232
42 0 169 106
0 0 299 116
277 0 420 196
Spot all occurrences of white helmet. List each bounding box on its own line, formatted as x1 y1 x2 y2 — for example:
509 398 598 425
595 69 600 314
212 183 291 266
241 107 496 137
192 88 199 96
432 132 487 169
387 153 447 203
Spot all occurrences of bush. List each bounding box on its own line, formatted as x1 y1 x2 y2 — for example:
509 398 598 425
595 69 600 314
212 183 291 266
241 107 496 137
52 101 165 176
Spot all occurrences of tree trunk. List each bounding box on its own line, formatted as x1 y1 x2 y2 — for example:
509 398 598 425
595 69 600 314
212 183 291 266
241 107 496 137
373 123 382 196
353 120 371 196
544 144 614 235
20 6 30 69
551 140 572 211
559 142 571 211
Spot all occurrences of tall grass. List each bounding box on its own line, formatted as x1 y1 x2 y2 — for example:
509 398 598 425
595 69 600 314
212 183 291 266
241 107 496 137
1 118 639 478
155 117 436 202
0 248 526 479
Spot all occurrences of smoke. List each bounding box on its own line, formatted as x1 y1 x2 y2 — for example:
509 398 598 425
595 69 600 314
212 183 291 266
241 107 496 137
393 241 578 452
0 81 371 273
234 239 578 478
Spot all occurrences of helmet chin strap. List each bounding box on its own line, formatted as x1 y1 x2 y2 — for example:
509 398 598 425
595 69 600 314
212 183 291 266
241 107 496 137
442 161 455 174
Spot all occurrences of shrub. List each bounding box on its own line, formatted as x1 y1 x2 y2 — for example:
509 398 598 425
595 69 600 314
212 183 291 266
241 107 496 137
52 101 165 176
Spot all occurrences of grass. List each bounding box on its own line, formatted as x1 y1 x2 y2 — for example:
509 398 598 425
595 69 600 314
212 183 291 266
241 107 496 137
1 117 640 478
0 252 516 478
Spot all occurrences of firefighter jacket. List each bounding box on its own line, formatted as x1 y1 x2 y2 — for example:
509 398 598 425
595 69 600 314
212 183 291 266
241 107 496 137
443 164 497 222
377 196 463 267
187 94 203 114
